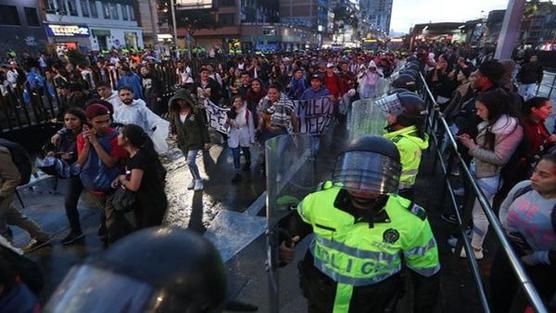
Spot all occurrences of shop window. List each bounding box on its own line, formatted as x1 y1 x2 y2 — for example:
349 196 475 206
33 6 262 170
80 0 89 17
67 0 78 16
111 3 119 19
0 5 20 25
102 2 110 18
46 0 56 13
121 4 128 20
56 0 67 14
24 7 40 26
129 5 135 20
89 0 98 18
219 13 235 26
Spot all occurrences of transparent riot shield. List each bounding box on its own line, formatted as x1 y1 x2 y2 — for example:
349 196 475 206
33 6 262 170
348 98 388 141
265 134 320 313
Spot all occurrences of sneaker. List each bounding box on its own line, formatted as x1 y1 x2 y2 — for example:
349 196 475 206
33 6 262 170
194 179 204 191
231 173 242 184
242 162 251 171
452 246 484 260
60 231 84 246
441 212 458 224
187 180 195 190
22 237 52 253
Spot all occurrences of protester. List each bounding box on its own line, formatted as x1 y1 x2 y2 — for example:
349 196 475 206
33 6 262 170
287 69 308 100
77 101 128 242
493 153 556 313
0 141 51 252
517 55 544 101
117 65 144 100
457 89 523 259
114 124 167 228
227 95 255 183
299 74 330 100
140 66 163 113
169 89 210 191
50 107 88 245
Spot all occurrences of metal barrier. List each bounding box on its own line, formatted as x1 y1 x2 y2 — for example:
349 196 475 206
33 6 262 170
419 73 549 313
536 71 556 99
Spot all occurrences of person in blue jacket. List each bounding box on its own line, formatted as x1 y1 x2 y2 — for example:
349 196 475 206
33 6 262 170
117 65 144 100
299 74 330 101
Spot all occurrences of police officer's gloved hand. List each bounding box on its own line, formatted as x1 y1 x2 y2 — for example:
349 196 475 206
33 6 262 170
279 235 300 266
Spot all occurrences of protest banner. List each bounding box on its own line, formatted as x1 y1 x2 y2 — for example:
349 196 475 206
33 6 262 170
293 97 335 135
204 100 230 134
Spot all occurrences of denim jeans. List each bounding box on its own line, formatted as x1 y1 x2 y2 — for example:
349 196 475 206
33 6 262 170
470 162 500 249
64 176 83 233
186 149 201 180
231 147 251 171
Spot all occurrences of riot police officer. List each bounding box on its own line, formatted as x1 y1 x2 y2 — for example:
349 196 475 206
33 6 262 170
279 136 440 313
43 227 227 313
376 92 429 200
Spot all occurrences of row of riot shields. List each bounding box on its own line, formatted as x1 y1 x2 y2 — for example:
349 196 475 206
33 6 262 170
265 76 395 312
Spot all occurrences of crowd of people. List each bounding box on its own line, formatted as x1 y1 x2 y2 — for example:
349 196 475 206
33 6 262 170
0 44 554 313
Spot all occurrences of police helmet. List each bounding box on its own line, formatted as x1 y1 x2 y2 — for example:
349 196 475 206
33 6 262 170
333 136 401 195
399 69 419 80
404 62 420 72
387 87 414 96
391 74 417 92
43 228 227 313
375 92 426 121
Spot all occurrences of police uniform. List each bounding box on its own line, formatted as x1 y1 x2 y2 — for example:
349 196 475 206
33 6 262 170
384 125 429 193
294 183 439 313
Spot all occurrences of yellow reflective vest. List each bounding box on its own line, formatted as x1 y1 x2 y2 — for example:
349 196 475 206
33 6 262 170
297 186 440 313
384 126 429 190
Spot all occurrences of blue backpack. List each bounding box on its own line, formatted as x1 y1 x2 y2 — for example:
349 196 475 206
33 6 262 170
79 130 121 193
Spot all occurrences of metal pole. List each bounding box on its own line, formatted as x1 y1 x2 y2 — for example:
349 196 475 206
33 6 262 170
148 0 159 46
494 0 526 60
170 0 178 48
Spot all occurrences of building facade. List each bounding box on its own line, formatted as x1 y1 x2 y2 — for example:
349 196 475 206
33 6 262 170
0 0 48 57
175 0 319 53
136 0 160 48
359 0 392 36
279 0 331 43
40 0 144 52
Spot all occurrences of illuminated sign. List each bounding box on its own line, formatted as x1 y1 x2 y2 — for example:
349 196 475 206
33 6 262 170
46 24 90 37
175 0 212 9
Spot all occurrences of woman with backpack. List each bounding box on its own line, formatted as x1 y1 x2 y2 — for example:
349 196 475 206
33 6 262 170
113 124 167 229
491 153 556 313
457 88 524 259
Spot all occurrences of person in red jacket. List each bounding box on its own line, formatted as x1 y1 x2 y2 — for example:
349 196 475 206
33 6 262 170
323 63 341 100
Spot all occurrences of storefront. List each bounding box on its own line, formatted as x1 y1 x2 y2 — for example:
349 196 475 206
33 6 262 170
45 23 92 52
92 29 111 51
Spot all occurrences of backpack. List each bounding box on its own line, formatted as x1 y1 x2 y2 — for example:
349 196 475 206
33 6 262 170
510 184 556 234
0 139 32 186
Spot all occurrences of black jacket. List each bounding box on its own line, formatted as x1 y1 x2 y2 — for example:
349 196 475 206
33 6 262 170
517 62 543 84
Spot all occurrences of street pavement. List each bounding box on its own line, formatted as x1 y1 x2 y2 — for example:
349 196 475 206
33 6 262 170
12 120 495 313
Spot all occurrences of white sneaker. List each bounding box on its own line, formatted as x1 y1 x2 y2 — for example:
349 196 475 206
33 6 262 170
194 179 204 191
454 246 484 260
187 180 195 190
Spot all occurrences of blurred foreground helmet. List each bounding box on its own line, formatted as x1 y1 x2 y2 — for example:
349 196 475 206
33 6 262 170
404 61 421 72
391 74 417 92
43 227 227 313
375 92 427 121
399 69 419 80
387 87 414 95
333 136 401 195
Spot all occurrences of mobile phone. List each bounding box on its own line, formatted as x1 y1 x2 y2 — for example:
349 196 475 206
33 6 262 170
82 124 89 132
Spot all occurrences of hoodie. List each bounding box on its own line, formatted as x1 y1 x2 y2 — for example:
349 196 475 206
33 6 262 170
469 115 523 178
384 126 429 189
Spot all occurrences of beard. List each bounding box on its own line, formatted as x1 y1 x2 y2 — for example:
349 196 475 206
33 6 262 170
122 99 133 105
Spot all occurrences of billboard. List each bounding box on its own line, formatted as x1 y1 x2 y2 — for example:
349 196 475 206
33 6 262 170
175 0 212 9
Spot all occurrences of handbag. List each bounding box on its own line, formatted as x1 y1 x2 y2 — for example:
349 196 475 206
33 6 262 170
108 187 136 213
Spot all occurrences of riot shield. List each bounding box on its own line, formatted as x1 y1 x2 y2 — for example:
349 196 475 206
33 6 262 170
348 98 388 141
265 134 320 313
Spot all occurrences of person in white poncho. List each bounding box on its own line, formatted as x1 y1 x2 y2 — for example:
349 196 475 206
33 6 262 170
113 86 170 154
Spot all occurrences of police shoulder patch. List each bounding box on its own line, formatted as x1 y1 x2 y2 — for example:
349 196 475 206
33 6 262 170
407 203 427 221
383 228 400 244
